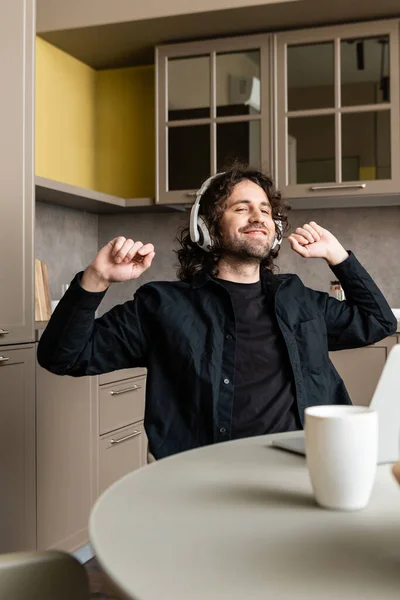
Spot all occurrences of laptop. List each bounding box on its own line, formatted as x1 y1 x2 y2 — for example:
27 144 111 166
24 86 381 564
272 344 400 465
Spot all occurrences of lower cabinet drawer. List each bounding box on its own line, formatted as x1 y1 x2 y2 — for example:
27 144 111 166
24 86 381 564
98 367 147 386
98 422 147 496
99 376 146 435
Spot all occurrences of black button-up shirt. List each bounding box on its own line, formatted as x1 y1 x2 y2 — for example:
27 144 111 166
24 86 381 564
37 253 397 459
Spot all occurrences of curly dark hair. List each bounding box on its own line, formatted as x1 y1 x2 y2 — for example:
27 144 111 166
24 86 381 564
175 164 290 282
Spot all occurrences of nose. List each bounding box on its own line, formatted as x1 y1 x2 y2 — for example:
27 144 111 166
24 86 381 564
248 207 266 224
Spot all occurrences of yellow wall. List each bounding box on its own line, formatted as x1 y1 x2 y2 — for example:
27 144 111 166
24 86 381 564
35 37 96 190
35 37 155 198
95 66 155 198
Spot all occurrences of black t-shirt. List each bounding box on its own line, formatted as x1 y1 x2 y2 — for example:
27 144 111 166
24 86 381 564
217 278 300 438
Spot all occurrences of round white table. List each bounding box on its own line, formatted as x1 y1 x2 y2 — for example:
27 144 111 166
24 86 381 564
89 432 400 600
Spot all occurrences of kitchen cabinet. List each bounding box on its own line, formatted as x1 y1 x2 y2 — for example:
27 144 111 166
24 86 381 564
36 361 98 552
98 375 146 436
276 20 400 206
97 371 148 497
0 0 35 345
0 346 36 552
156 18 400 208
36 358 147 552
34 16 400 212
98 422 147 496
156 33 272 204
329 336 397 406
0 0 36 555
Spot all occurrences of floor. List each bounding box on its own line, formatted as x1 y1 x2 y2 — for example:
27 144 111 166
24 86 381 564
85 557 119 599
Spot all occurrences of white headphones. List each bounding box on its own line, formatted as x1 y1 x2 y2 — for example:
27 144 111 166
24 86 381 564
189 173 283 252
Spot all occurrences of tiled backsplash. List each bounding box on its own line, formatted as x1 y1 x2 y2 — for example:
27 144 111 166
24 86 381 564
35 202 400 314
97 211 187 314
98 205 400 312
278 206 400 308
35 202 98 302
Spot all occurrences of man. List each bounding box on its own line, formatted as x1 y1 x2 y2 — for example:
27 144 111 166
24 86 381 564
37 166 397 459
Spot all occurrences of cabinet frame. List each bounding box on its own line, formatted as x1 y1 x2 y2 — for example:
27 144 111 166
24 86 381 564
0 0 35 345
156 33 273 204
275 19 400 201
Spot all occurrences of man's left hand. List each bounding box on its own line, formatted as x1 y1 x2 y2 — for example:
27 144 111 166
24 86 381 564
288 221 349 266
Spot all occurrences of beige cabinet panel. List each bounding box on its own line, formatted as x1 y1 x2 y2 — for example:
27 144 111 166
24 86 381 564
99 422 147 496
0 0 34 345
0 345 36 552
329 337 397 406
99 376 146 435
36 362 98 552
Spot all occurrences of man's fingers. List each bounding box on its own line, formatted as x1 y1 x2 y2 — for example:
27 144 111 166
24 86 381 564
291 233 310 246
309 221 325 236
123 241 147 263
295 227 314 244
137 243 155 256
303 223 320 242
129 243 155 264
115 240 143 263
142 251 156 270
110 236 126 257
288 235 309 257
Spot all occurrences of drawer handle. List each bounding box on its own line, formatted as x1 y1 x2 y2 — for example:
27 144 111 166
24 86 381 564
109 385 141 396
310 183 366 191
0 356 10 364
110 431 141 445
0 329 9 336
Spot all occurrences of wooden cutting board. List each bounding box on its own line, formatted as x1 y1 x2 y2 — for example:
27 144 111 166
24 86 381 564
35 258 52 322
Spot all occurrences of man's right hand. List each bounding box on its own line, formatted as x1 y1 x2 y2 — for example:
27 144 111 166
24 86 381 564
81 237 155 292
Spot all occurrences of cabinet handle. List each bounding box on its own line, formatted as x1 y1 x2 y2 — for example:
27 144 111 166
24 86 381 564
310 183 366 191
0 356 10 364
109 384 141 396
0 329 9 335
110 430 141 445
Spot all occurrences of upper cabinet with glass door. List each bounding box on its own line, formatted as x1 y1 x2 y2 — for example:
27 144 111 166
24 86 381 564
156 34 272 204
276 20 400 204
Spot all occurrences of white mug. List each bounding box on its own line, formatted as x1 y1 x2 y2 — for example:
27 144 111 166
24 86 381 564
305 405 378 511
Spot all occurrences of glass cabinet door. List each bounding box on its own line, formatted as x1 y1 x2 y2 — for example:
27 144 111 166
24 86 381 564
156 35 271 204
166 54 211 192
276 20 400 200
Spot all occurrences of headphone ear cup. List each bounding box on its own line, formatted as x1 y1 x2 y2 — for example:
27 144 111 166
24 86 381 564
197 216 212 252
271 219 283 250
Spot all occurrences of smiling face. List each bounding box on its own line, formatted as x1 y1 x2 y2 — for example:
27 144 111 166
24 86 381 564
219 179 276 262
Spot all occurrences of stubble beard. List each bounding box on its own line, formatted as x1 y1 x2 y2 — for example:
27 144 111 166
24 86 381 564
220 234 273 264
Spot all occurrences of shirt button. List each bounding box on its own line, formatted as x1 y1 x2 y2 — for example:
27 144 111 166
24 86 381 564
226 334 232 340
223 378 230 385
219 427 227 434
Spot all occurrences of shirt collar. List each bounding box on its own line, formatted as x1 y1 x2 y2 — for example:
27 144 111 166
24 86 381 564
191 267 284 291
